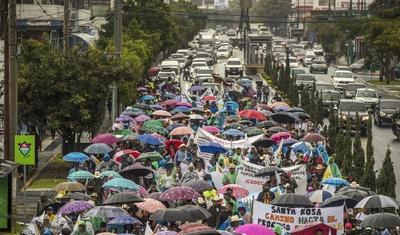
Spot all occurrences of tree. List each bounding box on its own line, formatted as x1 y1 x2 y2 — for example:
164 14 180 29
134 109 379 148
334 129 345 169
307 20 346 56
377 146 396 198
352 113 365 180
361 115 376 191
300 88 310 113
313 96 324 126
288 78 299 106
342 119 353 176
327 103 337 153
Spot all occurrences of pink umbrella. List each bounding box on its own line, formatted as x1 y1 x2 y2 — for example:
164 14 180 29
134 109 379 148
134 115 151 123
152 110 172 117
159 186 201 201
203 126 220 134
175 101 192 108
135 198 166 213
217 184 249 199
90 133 119 145
234 224 275 235
134 185 149 195
270 132 293 142
114 149 140 160
160 100 177 107
169 127 194 136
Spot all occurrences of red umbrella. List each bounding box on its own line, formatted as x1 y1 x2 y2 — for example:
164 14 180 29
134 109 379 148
301 133 326 143
171 113 190 121
175 101 192 108
135 198 166 213
160 100 177 107
237 110 267 120
90 133 119 145
149 132 168 142
160 186 201 201
271 132 293 142
113 150 140 162
202 126 220 134
201 96 216 101
178 224 217 235
165 140 184 149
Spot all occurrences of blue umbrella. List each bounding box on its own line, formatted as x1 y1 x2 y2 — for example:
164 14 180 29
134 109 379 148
321 177 350 187
150 105 164 110
115 115 134 122
222 129 245 137
223 101 239 110
137 134 163 145
291 142 311 155
188 86 205 92
140 95 154 102
163 93 176 99
305 190 334 203
273 106 290 112
121 109 145 116
282 138 299 147
167 123 184 132
107 216 142 226
287 107 305 113
103 178 140 191
63 152 89 162
199 142 228 154
173 106 191 113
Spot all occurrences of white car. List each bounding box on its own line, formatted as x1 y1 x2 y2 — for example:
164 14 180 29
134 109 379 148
332 71 356 90
288 57 299 68
196 67 213 77
355 88 381 109
303 52 316 66
225 58 243 77
157 71 177 82
190 62 208 79
216 47 230 59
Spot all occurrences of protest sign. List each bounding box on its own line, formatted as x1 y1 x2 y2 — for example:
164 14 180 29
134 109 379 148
194 128 263 149
253 201 344 234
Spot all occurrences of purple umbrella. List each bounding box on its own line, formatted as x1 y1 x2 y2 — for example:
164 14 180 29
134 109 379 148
182 179 213 193
115 115 134 122
90 133 119 145
57 201 94 215
175 101 192 108
134 115 151 123
234 224 275 235
188 86 205 92
160 186 201 201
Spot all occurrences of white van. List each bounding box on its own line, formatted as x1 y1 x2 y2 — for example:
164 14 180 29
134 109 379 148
161 59 180 76
332 71 356 90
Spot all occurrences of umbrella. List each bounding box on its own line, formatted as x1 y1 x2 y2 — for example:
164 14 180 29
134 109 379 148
189 114 203 120
84 206 130 218
237 110 267 120
133 185 149 195
103 178 140 191
62 192 91 201
202 126 221 134
145 192 163 201
291 142 313 154
120 165 152 178
247 128 264 137
143 120 164 127
236 78 252 86
67 171 94 179
252 138 275 148
114 149 141 160
191 107 205 113
273 106 290 112
270 132 292 142
321 195 358 208
271 194 314 208
119 133 139 141
132 103 153 110
291 222 337 235
169 126 194 136
136 152 163 162
225 115 242 122
160 186 201 201
134 115 151 123
260 110 274 117
121 109 144 117
84 143 113 154
302 133 326 142
141 125 168 135
287 107 305 113
188 86 205 92
335 190 369 202
258 104 270 110
101 171 122 179
271 112 297 124
54 182 85 192
223 101 239 110
160 99 178 107
165 140 184 149
167 123 185 132
149 132 168 142
63 152 89 162
295 112 311 120
137 134 163 145
222 129 245 137
175 102 192 108
135 198 166 213
140 95 154 101
137 87 147 92
320 177 350 187
156 231 177 235
102 192 144 205
234 224 275 235
255 120 278 128
182 179 213 193
361 213 400 228
152 110 172 117
355 195 400 209
90 133 119 145
270 102 290 108
176 205 212 220
179 225 219 235
163 93 176 99
201 96 216 101
97 233 117 235
199 142 228 154
108 217 142 226
254 166 284 177
305 190 334 203
217 184 249 199
225 123 244 130
174 106 191 113
171 113 190 121
282 138 299 147
57 201 94 215
149 208 194 221
151 105 164 110
267 127 287 133
115 115 135 122
337 186 375 196
112 129 134 136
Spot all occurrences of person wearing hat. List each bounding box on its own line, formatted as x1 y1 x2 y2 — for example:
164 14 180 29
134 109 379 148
94 222 107 235
180 163 199 184
308 173 321 190
364 227 373 235
212 155 226 172
256 182 275 204
86 172 104 203
39 215 52 234
45 206 55 222
73 221 91 235
68 163 80 182
344 222 353 235
97 152 118 173
222 164 238 185
238 207 251 224
174 144 187 167
36 192 53 216
328 156 342 178
208 196 224 229
226 215 242 232
314 163 325 182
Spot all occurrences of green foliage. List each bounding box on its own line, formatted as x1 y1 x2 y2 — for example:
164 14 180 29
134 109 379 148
327 103 337 153
342 119 353 176
308 19 346 56
355 112 361 132
361 115 376 191
313 96 324 125
288 78 299 107
252 0 293 34
352 131 365 180
377 146 396 198
300 88 310 113
334 129 345 169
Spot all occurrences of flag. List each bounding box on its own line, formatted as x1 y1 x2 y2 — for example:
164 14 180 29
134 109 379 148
233 83 244 92
200 88 213 100
323 164 333 180
144 222 154 235
273 140 283 164
277 184 283 196
216 95 224 111
275 171 281 185
317 124 323 134
205 160 213 173
22 219 40 235
290 150 297 162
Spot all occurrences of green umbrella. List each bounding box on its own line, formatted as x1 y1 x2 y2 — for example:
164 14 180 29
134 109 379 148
101 171 123 179
141 125 168 135
67 171 94 179
112 129 134 136
143 120 164 127
136 152 163 162
247 128 265 137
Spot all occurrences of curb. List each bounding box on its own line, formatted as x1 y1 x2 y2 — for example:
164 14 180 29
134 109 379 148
363 81 400 98
20 153 58 193
26 188 54 192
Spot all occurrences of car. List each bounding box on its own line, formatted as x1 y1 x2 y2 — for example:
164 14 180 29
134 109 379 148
190 62 208 79
296 50 307 63
290 68 307 79
220 43 233 55
176 58 186 71
350 59 365 72
310 59 328 74
288 57 299 68
176 49 190 59
216 47 230 59
196 67 213 77
336 99 369 136
374 99 400 126
315 82 336 92
354 88 381 109
394 63 400 79
320 90 341 114
296 74 316 89
336 66 352 72
313 44 324 56
205 49 217 65
303 52 316 66
194 74 213 84
227 29 236 37
157 71 177 82
225 58 244 77
170 53 184 60
192 58 207 63
332 71 356 90
342 83 366 99
196 52 214 66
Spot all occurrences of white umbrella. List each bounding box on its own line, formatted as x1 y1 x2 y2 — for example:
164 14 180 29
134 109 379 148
83 206 130 218
355 195 399 209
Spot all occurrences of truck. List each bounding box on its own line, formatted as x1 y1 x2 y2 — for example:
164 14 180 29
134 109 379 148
199 33 216 49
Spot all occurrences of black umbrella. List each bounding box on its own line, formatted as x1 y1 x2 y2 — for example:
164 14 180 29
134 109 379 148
354 195 400 209
267 127 287 133
320 195 357 209
252 138 275 148
132 104 153 110
225 123 244 130
361 213 400 228
43 202 64 214
335 190 369 202
271 194 314 208
62 192 91 201
120 165 152 178
337 186 375 196
295 112 311 120
238 120 253 126
176 205 212 220
255 120 278 128
271 112 297 124
102 192 144 205
149 208 195 221
255 166 284 177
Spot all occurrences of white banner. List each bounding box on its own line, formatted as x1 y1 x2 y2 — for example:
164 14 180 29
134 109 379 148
216 95 224 111
194 128 263 149
236 161 308 194
252 201 344 234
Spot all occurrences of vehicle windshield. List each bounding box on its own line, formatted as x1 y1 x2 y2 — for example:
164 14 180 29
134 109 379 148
322 92 340 101
357 90 378 98
196 53 209 58
171 54 183 59
316 84 335 90
340 103 367 112
337 67 351 72
293 69 306 74
228 60 242 65
218 48 228 52
313 60 325 64
198 69 213 74
192 63 206 68
297 76 315 81
335 72 353 78
159 73 175 78
274 46 284 52
346 84 365 91
289 58 297 63
381 101 400 109
305 54 314 59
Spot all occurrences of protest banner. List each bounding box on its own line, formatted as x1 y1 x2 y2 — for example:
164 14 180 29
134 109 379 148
252 201 344 234
194 128 263 149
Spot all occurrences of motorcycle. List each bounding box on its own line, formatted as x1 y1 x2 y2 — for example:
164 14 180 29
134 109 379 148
393 119 400 139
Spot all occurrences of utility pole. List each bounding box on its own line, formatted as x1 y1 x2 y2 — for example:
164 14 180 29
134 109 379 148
3 0 9 162
63 0 70 51
112 0 122 122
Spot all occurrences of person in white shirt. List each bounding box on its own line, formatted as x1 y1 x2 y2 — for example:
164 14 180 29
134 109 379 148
355 208 371 221
159 169 174 192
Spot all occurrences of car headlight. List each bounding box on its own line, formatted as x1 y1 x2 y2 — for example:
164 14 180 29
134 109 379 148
380 111 386 116
340 115 347 120
362 116 369 121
